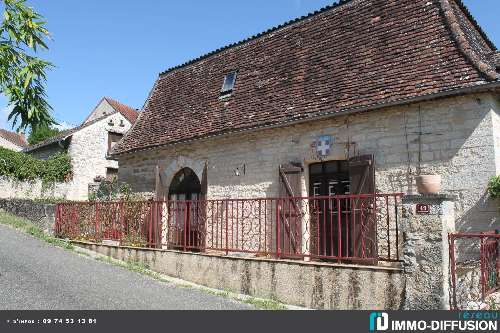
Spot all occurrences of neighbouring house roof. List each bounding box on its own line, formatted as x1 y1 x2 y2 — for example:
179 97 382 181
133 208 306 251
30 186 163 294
114 0 499 156
103 97 139 123
0 129 28 148
23 116 103 153
25 98 138 153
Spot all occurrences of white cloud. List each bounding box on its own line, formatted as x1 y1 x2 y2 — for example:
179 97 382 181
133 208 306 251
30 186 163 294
53 122 75 131
53 121 75 131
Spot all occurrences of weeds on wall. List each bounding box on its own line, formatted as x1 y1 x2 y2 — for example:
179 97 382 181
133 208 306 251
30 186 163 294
488 176 500 199
89 178 141 202
0 147 72 186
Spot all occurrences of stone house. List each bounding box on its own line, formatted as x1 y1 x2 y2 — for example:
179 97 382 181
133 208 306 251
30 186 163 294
23 97 138 200
115 0 499 231
0 129 27 151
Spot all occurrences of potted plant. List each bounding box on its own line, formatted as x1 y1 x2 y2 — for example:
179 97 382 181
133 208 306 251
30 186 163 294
415 173 442 195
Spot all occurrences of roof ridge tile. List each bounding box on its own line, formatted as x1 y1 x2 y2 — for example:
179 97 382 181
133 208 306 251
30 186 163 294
159 0 352 77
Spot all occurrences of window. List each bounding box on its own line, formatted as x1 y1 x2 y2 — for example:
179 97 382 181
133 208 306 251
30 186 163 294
220 71 237 96
108 132 123 154
106 168 118 181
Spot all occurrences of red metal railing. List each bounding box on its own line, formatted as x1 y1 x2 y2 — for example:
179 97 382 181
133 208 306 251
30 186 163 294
55 193 403 263
449 231 500 309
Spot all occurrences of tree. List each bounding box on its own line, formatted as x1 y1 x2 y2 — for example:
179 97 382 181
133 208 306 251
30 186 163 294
27 123 59 145
0 0 54 131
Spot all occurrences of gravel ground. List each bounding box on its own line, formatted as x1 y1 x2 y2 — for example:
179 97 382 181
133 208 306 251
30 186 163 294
0 224 254 310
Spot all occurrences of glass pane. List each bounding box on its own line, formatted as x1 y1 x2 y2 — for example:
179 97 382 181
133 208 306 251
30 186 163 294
222 72 236 92
310 164 323 175
324 161 339 173
340 161 349 173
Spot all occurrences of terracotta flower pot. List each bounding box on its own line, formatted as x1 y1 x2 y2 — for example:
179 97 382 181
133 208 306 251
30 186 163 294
415 175 442 194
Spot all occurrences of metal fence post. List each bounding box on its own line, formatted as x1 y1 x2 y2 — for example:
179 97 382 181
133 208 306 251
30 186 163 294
184 202 188 252
95 202 100 241
276 199 281 258
225 201 229 255
449 234 457 309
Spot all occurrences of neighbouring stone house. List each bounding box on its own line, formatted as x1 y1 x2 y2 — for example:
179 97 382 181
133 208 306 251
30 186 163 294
0 129 27 152
114 0 499 232
14 97 139 200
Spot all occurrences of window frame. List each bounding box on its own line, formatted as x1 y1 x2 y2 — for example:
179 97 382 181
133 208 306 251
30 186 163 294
107 131 124 154
220 71 238 96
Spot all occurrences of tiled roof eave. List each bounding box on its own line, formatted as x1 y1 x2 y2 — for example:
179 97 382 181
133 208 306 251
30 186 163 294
24 112 118 152
112 80 500 157
439 0 499 81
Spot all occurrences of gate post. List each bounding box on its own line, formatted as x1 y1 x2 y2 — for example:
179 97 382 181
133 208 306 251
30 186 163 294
401 194 456 310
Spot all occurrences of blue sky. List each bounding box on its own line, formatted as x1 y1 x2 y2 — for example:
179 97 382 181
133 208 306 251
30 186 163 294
1 0 499 130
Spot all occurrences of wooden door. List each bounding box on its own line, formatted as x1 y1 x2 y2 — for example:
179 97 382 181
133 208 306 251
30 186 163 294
278 164 302 257
349 155 377 262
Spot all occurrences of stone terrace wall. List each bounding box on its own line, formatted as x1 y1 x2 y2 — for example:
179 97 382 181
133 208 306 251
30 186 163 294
0 199 56 235
75 241 404 310
119 93 500 232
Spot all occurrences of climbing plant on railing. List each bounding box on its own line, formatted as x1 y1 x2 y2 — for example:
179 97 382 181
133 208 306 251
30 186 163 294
0 147 72 185
488 176 500 199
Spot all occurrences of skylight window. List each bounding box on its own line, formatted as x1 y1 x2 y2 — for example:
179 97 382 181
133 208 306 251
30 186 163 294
221 72 237 96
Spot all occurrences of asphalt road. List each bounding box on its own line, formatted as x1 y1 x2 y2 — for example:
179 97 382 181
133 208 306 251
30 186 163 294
0 224 254 310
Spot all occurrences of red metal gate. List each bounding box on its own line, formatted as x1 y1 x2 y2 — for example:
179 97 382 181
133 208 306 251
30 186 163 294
449 231 500 309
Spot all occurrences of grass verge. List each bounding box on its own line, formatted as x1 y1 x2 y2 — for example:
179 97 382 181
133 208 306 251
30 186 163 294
0 211 292 310
0 211 73 250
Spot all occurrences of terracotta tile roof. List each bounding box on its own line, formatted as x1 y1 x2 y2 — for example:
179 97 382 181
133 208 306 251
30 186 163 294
105 97 139 123
115 0 499 155
0 129 27 148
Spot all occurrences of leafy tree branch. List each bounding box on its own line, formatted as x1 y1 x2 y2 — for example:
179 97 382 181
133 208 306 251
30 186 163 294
0 0 54 131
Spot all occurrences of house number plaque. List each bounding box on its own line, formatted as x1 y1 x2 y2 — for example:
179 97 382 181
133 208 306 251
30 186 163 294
416 204 431 215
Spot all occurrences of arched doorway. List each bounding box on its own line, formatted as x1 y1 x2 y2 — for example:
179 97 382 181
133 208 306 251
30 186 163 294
168 168 204 251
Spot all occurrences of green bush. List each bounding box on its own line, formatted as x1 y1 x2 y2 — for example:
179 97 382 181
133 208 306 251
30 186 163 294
0 147 72 185
488 176 500 199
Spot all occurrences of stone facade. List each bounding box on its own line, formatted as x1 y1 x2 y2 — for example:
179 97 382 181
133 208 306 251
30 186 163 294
1 113 133 201
66 112 131 200
401 195 456 310
0 136 23 151
118 93 500 232
493 98 500 175
84 99 117 124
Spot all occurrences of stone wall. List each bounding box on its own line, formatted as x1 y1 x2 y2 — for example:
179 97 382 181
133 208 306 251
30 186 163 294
492 97 500 176
74 241 404 310
119 93 500 232
0 176 72 201
0 199 56 235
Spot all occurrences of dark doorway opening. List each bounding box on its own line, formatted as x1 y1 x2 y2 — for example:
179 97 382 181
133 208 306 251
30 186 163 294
309 161 350 259
168 168 203 251
308 156 377 262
